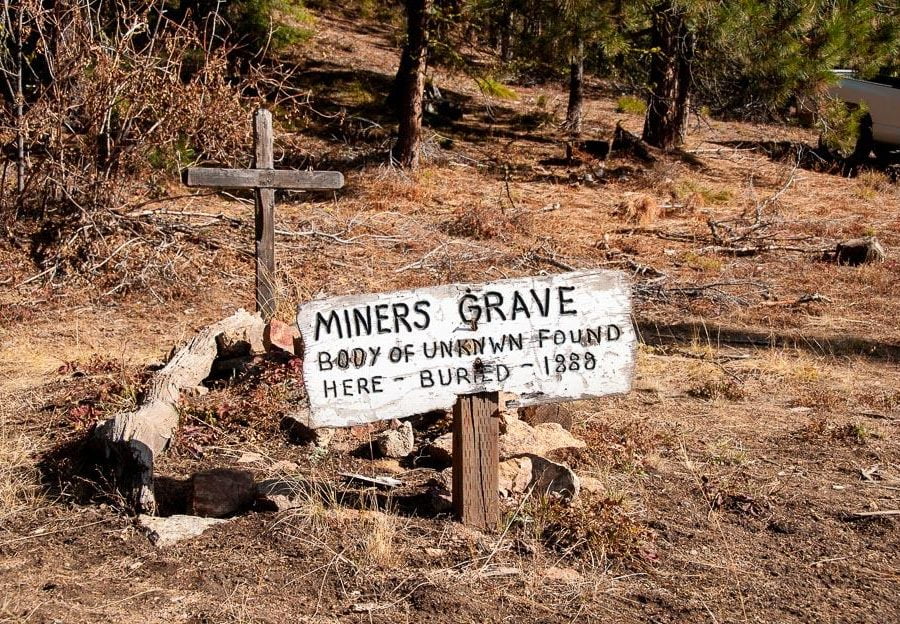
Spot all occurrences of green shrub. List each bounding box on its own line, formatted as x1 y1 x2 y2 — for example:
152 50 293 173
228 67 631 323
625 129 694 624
817 95 869 157
616 95 647 115
475 76 518 100
229 0 315 54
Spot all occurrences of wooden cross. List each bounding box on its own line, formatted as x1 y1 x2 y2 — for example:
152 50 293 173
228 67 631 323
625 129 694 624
183 108 344 320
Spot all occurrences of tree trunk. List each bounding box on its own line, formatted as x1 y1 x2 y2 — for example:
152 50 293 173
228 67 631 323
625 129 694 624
94 309 265 513
395 0 431 169
642 0 693 150
564 38 584 136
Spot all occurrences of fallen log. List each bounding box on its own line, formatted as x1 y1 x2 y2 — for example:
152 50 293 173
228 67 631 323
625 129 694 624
94 308 265 513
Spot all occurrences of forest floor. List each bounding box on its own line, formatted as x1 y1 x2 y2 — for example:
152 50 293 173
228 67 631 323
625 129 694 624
1 6 899 624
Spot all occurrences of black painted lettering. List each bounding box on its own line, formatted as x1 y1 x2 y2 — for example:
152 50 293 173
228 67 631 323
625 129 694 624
392 302 412 332
336 349 350 369
342 379 354 396
510 290 530 320
368 346 381 365
420 370 434 388
375 304 390 334
423 341 437 359
531 288 550 316
351 348 366 368
483 291 506 322
607 324 621 341
342 308 353 337
586 328 602 345
371 376 383 393
538 328 550 347
553 330 566 345
456 367 470 384
413 300 431 330
496 364 510 382
357 377 370 394
353 306 372 337
509 332 523 350
558 286 577 315
314 310 342 340
323 380 338 398
317 351 333 371
458 294 481 323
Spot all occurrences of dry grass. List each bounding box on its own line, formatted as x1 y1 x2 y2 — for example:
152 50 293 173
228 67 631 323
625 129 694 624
0 413 39 522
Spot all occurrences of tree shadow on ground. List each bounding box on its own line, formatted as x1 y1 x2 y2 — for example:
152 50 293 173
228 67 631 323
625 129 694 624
713 140 899 179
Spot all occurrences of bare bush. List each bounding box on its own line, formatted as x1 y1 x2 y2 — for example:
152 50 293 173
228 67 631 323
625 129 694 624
1 0 251 293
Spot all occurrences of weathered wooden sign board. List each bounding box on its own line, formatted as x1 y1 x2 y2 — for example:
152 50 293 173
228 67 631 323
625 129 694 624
296 270 635 429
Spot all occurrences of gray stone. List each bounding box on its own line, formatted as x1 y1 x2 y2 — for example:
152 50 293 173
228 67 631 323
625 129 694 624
138 514 226 547
374 421 414 458
426 416 585 463
499 454 580 500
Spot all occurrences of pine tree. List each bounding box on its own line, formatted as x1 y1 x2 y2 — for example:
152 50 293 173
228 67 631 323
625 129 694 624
637 0 900 149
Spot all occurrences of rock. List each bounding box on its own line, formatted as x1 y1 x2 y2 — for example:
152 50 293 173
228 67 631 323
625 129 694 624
425 416 585 464
190 468 256 518
138 514 226 547
255 478 315 512
499 454 580 500
499 418 585 459
529 455 579 499
424 547 446 558
498 457 534 496
236 452 263 464
265 319 301 355
519 404 573 431
829 236 886 266
216 318 265 358
374 421 414 458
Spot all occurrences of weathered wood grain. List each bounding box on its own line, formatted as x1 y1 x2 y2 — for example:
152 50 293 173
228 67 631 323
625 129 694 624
254 110 276 320
297 270 635 428
183 167 344 190
452 392 499 529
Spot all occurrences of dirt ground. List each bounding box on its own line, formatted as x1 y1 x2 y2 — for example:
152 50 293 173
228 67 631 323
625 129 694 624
1 7 899 624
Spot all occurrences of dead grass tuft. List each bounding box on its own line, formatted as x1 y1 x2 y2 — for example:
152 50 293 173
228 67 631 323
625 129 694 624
0 418 39 521
531 493 655 566
615 194 660 225
801 418 877 445
358 511 404 569
445 203 524 240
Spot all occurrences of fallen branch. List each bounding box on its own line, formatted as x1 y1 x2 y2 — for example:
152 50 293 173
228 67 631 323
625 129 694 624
94 309 265 513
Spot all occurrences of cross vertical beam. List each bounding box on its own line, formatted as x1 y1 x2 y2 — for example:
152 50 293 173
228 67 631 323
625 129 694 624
254 110 276 320
452 391 500 530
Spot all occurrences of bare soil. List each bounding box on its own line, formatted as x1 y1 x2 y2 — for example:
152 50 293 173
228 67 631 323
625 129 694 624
1 7 898 624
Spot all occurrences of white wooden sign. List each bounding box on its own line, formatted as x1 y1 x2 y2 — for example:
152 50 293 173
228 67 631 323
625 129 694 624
296 270 635 428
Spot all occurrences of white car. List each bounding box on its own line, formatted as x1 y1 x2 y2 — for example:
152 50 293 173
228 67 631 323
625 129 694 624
829 70 900 158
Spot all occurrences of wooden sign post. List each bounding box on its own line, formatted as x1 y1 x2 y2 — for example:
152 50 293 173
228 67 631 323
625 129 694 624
295 270 636 529
183 109 344 320
452 392 500 528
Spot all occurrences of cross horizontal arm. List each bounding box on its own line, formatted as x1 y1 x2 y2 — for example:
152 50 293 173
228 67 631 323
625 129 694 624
183 168 344 190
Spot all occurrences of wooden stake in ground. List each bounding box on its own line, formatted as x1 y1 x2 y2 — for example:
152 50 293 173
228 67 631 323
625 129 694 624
452 392 500 530
184 109 344 319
